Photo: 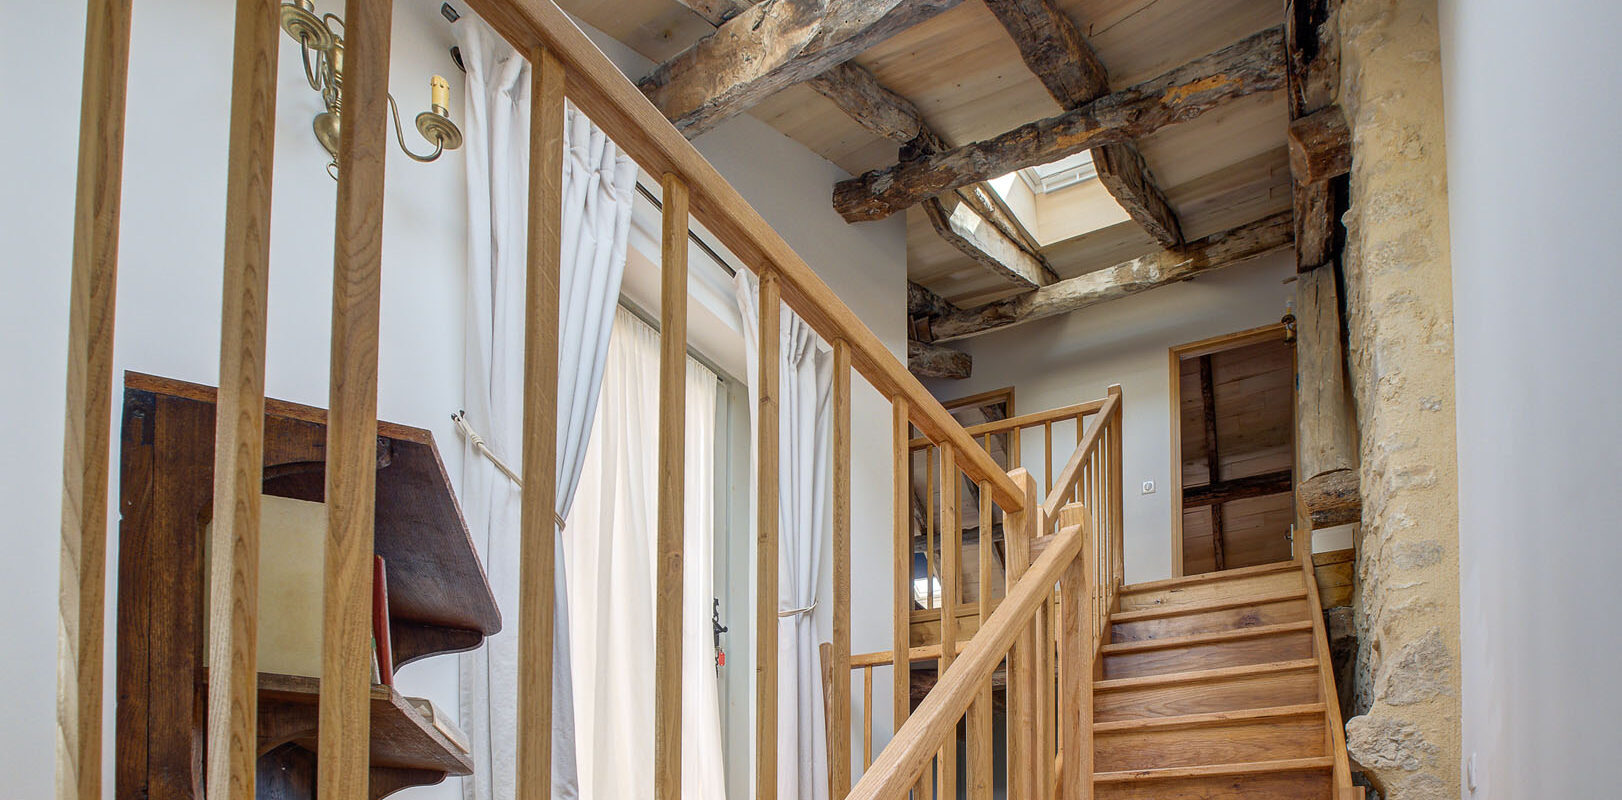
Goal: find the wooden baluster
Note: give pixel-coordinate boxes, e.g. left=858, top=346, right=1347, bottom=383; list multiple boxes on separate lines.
left=831, top=340, right=853, bottom=799
left=58, top=0, right=132, bottom=796
left=205, top=1, right=280, bottom=797
left=1057, top=504, right=1094, bottom=800
left=925, top=446, right=936, bottom=610
left=513, top=44, right=564, bottom=800
left=1109, top=389, right=1124, bottom=592
left=1003, top=469, right=1039, bottom=800
left=1043, top=422, right=1054, bottom=495
left=863, top=665, right=874, bottom=769
left=654, top=172, right=689, bottom=800
left=937, top=446, right=959, bottom=800
left=757, top=271, right=781, bottom=800
left=891, top=399, right=911, bottom=798
left=1036, top=597, right=1054, bottom=800
left=318, top=0, right=392, bottom=795
left=967, top=479, right=994, bottom=800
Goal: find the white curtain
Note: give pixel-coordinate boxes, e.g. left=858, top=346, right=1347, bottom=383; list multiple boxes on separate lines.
left=456, top=19, right=637, bottom=800
left=563, top=308, right=729, bottom=800
left=733, top=272, right=833, bottom=800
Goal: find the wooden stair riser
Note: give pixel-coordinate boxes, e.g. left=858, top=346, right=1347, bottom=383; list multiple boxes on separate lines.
left=1118, top=569, right=1305, bottom=613
left=1094, top=665, right=1322, bottom=722
left=1094, top=713, right=1328, bottom=772
left=1102, top=628, right=1315, bottom=679
left=1111, top=596, right=1311, bottom=642
left=1094, top=768, right=1333, bottom=800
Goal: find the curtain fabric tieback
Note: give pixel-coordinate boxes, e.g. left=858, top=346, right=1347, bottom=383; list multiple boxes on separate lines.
left=777, top=601, right=817, bottom=618
left=452, top=410, right=568, bottom=530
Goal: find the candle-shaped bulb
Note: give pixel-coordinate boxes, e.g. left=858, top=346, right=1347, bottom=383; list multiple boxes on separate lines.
left=430, top=74, right=450, bottom=114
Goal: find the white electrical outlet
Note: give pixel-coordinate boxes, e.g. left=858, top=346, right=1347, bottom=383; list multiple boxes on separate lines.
left=1141, top=480, right=1156, bottom=495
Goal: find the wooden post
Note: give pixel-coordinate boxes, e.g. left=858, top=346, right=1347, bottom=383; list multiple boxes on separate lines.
left=1003, top=469, right=1039, bottom=800
left=831, top=340, right=853, bottom=798
left=317, top=0, right=392, bottom=796
left=205, top=1, right=279, bottom=798
left=1296, top=266, right=1360, bottom=530
left=1057, top=503, right=1094, bottom=800
left=654, top=172, right=689, bottom=800
left=890, top=398, right=913, bottom=798
left=756, top=271, right=781, bottom=800
left=58, top=0, right=132, bottom=797
left=863, top=666, right=874, bottom=768
left=513, top=45, right=564, bottom=800
left=937, top=446, right=959, bottom=800
left=1107, top=386, right=1124, bottom=590
left=967, top=477, right=993, bottom=800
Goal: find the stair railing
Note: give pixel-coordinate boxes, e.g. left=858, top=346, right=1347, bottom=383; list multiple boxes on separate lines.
left=840, top=387, right=1122, bottom=800
left=54, top=1, right=1029, bottom=799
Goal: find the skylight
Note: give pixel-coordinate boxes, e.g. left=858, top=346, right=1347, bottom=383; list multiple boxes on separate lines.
left=1017, top=150, right=1098, bottom=194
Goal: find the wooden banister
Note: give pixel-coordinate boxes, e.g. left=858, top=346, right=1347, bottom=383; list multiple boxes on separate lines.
left=847, top=514, right=1088, bottom=800
left=1041, top=388, right=1121, bottom=522
left=462, top=0, right=1023, bottom=512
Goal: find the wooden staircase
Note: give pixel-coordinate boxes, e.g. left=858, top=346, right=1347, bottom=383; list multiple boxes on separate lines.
left=1087, top=560, right=1358, bottom=799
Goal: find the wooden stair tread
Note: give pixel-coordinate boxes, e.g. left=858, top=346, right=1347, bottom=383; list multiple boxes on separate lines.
left=1094, top=703, right=1326, bottom=734
left=1109, top=588, right=1309, bottom=623
left=1119, top=561, right=1299, bottom=595
left=1095, top=658, right=1320, bottom=692
left=1101, top=621, right=1313, bottom=654
left=1093, top=756, right=1335, bottom=783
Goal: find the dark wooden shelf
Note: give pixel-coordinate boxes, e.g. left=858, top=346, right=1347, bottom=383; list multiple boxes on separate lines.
left=116, top=373, right=500, bottom=799
left=255, top=673, right=471, bottom=775
left=124, top=371, right=501, bottom=668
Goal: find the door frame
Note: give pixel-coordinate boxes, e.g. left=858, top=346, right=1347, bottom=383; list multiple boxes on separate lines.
left=1167, top=323, right=1293, bottom=577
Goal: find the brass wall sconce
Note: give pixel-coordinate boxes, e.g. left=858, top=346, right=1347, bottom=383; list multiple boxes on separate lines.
left=280, top=0, right=463, bottom=178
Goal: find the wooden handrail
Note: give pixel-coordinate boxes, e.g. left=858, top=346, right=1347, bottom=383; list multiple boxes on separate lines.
left=847, top=518, right=1088, bottom=800
left=906, top=399, right=1106, bottom=450
left=1041, top=389, right=1121, bottom=522
left=462, top=0, right=1023, bottom=513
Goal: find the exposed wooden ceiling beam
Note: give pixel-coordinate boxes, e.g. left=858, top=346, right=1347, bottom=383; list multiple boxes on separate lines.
left=908, top=280, right=960, bottom=321
left=909, top=339, right=973, bottom=380
left=1182, top=469, right=1293, bottom=508
left=832, top=26, right=1285, bottom=223
left=804, top=58, right=1053, bottom=288
left=983, top=0, right=1183, bottom=247
left=638, top=0, right=962, bottom=137
left=929, top=211, right=1293, bottom=341
left=671, top=0, right=755, bottom=26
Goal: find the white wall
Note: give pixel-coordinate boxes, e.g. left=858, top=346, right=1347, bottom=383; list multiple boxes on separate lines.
left=923, top=252, right=1297, bottom=585
left=1439, top=2, right=1622, bottom=796
left=1, top=1, right=472, bottom=796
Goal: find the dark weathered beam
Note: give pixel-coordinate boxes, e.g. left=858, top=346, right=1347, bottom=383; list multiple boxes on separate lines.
left=930, top=211, right=1293, bottom=341
left=1182, top=470, right=1293, bottom=508
left=908, top=339, right=973, bottom=380
left=833, top=26, right=1285, bottom=222
left=1298, top=468, right=1359, bottom=529
left=924, top=194, right=1049, bottom=289
left=1288, top=106, right=1351, bottom=184
left=1286, top=0, right=1345, bottom=272
left=638, top=0, right=961, bottom=137
left=982, top=0, right=1108, bottom=104
left=807, top=61, right=927, bottom=143
left=983, top=0, right=1182, bottom=246
left=673, top=0, right=755, bottom=26
left=1093, top=142, right=1183, bottom=247
left=1197, top=354, right=1225, bottom=571
left=908, top=281, right=959, bottom=322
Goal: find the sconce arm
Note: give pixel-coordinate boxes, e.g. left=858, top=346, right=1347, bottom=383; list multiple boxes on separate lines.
left=387, top=94, right=447, bottom=163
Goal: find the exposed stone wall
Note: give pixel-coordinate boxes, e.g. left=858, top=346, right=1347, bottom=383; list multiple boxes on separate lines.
left=1335, top=0, right=1461, bottom=796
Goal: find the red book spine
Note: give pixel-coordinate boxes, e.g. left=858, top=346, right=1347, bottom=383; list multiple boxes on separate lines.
left=373, top=554, right=395, bottom=686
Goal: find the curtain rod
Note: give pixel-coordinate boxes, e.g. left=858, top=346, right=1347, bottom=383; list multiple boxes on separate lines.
left=634, top=182, right=739, bottom=278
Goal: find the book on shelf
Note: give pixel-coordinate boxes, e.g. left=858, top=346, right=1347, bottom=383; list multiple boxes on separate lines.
left=373, top=554, right=395, bottom=687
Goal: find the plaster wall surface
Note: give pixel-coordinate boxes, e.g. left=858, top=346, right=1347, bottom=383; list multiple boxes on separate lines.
left=1440, top=0, right=1622, bottom=796
left=1335, top=0, right=1462, bottom=796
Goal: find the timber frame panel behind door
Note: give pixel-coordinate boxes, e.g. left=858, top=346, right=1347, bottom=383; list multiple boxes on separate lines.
left=1166, top=323, right=1293, bottom=578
